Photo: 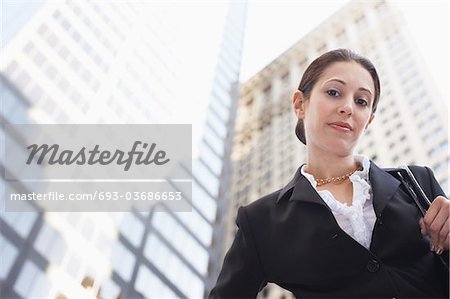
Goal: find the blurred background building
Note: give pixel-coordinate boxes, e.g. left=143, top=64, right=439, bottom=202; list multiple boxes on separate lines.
left=227, top=0, right=449, bottom=297
left=1, top=1, right=246, bottom=298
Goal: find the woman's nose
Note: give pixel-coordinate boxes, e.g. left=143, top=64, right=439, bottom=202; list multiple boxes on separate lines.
left=339, top=99, right=353, bottom=115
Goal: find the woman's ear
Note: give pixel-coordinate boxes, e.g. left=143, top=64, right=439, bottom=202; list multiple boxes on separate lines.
left=365, top=114, right=375, bottom=130
left=293, top=90, right=306, bottom=119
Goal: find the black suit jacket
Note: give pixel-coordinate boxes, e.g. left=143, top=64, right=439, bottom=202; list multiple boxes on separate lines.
left=210, top=162, right=449, bottom=298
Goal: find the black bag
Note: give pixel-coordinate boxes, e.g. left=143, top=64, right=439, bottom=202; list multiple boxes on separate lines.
left=385, top=165, right=449, bottom=271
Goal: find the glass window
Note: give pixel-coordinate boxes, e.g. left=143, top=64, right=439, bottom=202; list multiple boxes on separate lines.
left=65, top=252, right=82, bottom=279
left=94, top=231, right=112, bottom=255
left=151, top=213, right=209, bottom=275
left=70, top=58, right=81, bottom=72
left=38, top=24, right=48, bottom=35
left=218, top=58, right=238, bottom=85
left=193, top=159, right=219, bottom=197
left=34, top=223, right=66, bottom=265
left=27, top=267, right=51, bottom=298
left=14, top=260, right=50, bottom=298
left=15, top=70, right=31, bottom=90
left=0, top=235, right=18, bottom=279
left=58, top=78, right=69, bottom=93
left=215, top=66, right=232, bottom=92
left=79, top=216, right=96, bottom=241
left=222, top=40, right=241, bottom=69
left=99, top=278, right=121, bottom=299
left=192, top=181, right=217, bottom=223
left=144, top=234, right=204, bottom=298
left=199, top=142, right=222, bottom=176
left=62, top=19, right=71, bottom=31
left=32, top=49, right=46, bottom=66
left=58, top=46, right=69, bottom=60
left=206, top=112, right=227, bottom=140
left=23, top=42, right=34, bottom=54
left=5, top=61, right=18, bottom=77
left=135, top=265, right=177, bottom=298
left=46, top=32, right=58, bottom=47
left=175, top=208, right=213, bottom=246
left=203, top=125, right=224, bottom=157
left=111, top=241, right=135, bottom=282
left=45, top=65, right=57, bottom=80
left=118, top=213, right=144, bottom=248
left=210, top=98, right=229, bottom=123
left=82, top=69, right=92, bottom=83
left=1, top=212, right=37, bottom=238
left=29, top=84, right=44, bottom=102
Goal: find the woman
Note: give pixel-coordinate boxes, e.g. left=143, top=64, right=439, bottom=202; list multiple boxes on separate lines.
left=210, top=49, right=449, bottom=298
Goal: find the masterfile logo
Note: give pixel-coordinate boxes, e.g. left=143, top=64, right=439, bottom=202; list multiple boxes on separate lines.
left=4, top=124, right=192, bottom=212
left=26, top=141, right=170, bottom=171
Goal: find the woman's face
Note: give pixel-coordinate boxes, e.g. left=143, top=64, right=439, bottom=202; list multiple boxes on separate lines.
left=293, top=61, right=375, bottom=157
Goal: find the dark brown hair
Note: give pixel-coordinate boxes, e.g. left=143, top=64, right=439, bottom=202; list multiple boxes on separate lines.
left=295, top=48, right=381, bottom=144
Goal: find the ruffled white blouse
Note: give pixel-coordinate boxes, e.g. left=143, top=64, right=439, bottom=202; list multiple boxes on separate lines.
left=301, top=155, right=376, bottom=249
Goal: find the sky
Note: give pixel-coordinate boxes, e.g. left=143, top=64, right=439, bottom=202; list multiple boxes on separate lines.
left=240, top=0, right=449, bottom=103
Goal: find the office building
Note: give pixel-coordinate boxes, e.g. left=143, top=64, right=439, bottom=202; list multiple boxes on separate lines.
left=1, top=1, right=246, bottom=298
left=227, top=0, right=448, bottom=297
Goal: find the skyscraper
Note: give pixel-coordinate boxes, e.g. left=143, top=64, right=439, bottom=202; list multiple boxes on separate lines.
left=226, top=0, right=448, bottom=297
left=1, top=1, right=247, bottom=298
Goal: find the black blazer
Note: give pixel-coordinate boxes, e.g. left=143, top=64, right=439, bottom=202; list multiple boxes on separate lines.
left=210, top=162, right=449, bottom=298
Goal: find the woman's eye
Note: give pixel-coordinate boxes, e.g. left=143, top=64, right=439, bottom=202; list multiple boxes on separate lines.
left=355, top=98, right=368, bottom=106
left=326, top=89, right=340, bottom=97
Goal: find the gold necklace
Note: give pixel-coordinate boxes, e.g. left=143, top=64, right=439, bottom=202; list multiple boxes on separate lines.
left=315, top=167, right=362, bottom=187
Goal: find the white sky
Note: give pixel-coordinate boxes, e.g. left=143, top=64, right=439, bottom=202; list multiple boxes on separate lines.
left=240, top=0, right=450, bottom=103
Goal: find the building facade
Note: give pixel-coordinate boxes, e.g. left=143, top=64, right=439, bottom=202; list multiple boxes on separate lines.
left=226, top=0, right=448, bottom=297
left=1, top=1, right=246, bottom=298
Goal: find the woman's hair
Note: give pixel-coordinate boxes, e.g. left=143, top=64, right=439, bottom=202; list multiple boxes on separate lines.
left=295, top=48, right=381, bottom=145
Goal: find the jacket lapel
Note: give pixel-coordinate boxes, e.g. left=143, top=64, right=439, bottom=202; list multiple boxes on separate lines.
left=369, top=161, right=401, bottom=217
left=277, top=164, right=330, bottom=209
left=277, top=161, right=401, bottom=216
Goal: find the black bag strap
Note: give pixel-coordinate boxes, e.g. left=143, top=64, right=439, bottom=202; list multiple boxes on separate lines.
left=385, top=165, right=431, bottom=216
left=385, top=165, right=449, bottom=270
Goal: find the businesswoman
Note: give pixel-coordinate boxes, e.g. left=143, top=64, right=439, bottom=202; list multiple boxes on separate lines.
left=210, top=49, right=449, bottom=298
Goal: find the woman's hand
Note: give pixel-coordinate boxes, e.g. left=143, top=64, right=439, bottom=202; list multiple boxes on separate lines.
left=419, top=196, right=450, bottom=255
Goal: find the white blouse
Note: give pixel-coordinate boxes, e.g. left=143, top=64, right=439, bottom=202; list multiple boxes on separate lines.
left=301, top=155, right=376, bottom=249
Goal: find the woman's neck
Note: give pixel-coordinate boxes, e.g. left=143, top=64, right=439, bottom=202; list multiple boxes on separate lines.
left=305, top=150, right=358, bottom=179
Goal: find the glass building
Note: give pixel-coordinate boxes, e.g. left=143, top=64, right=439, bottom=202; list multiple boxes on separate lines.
left=1, top=1, right=247, bottom=298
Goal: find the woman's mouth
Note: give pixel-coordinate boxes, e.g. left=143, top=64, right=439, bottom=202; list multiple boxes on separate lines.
left=329, top=122, right=352, bottom=132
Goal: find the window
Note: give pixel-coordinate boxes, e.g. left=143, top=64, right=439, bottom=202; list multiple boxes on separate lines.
left=199, top=142, right=222, bottom=176
left=193, top=159, right=219, bottom=197
left=135, top=265, right=177, bottom=298
left=14, top=261, right=50, bottom=298
left=263, top=85, right=272, bottom=100
left=144, top=234, right=204, bottom=297
left=281, top=71, right=289, bottom=84
left=118, top=213, right=144, bottom=248
left=45, top=65, right=57, bottom=80
left=317, top=43, right=326, bottom=53
left=336, top=29, right=346, bottom=43
left=299, top=56, right=307, bottom=69
left=0, top=235, right=18, bottom=279
left=151, top=213, right=209, bottom=275
left=1, top=212, right=37, bottom=238
left=34, top=224, right=66, bottom=265
left=16, top=71, right=31, bottom=90
left=99, top=278, right=121, bottom=299
left=176, top=206, right=214, bottom=246
left=111, top=242, right=135, bottom=282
